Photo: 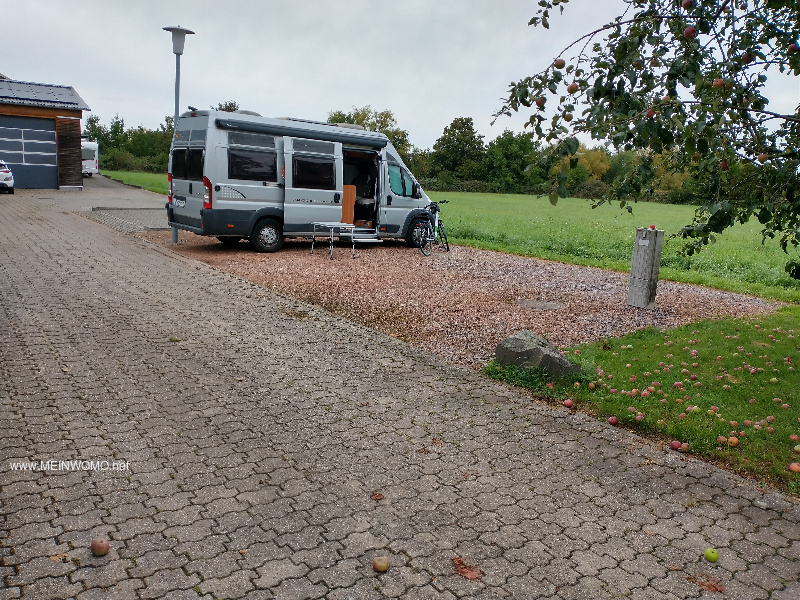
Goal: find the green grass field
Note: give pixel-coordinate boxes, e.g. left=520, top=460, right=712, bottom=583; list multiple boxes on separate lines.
left=101, top=170, right=169, bottom=196
left=428, top=191, right=800, bottom=303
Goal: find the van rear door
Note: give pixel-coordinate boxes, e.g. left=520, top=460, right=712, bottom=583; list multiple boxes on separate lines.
left=283, top=137, right=344, bottom=233
left=170, top=116, right=208, bottom=232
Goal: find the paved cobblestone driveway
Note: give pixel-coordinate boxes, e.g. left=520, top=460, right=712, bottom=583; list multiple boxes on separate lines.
left=1, top=182, right=799, bottom=599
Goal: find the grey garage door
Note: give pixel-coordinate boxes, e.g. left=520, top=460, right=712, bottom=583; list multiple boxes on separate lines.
left=0, top=115, right=58, bottom=189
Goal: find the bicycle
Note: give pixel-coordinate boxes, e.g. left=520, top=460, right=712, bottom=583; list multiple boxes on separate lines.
left=414, top=200, right=450, bottom=256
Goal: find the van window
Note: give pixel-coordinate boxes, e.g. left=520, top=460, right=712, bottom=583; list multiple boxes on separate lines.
left=229, top=148, right=277, bottom=181
left=294, top=139, right=334, bottom=155
left=81, top=148, right=96, bottom=160
left=293, top=156, right=335, bottom=190
left=228, top=131, right=275, bottom=149
left=172, top=148, right=204, bottom=181
left=388, top=164, right=415, bottom=197
left=186, top=149, right=204, bottom=181
left=172, top=149, right=186, bottom=178
left=388, top=164, right=403, bottom=196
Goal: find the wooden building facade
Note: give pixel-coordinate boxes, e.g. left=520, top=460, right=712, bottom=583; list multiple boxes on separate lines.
left=0, top=79, right=90, bottom=189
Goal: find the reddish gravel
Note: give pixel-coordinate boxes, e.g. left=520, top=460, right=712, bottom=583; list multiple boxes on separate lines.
left=139, top=232, right=781, bottom=369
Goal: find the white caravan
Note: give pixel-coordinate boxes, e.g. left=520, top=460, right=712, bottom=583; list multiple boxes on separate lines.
left=81, top=138, right=99, bottom=176
left=166, top=109, right=431, bottom=252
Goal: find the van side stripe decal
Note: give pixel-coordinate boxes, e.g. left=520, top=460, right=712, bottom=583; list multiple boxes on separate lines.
left=215, top=119, right=388, bottom=150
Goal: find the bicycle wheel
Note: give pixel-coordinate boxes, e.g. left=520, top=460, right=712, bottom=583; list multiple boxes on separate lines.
left=419, top=223, right=433, bottom=256
left=437, top=221, right=450, bottom=252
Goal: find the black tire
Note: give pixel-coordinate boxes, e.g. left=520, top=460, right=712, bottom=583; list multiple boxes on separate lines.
left=438, top=221, right=450, bottom=252
left=406, top=218, right=428, bottom=247
left=9, top=188, right=13, bottom=194
left=217, top=236, right=241, bottom=247
left=250, top=218, right=284, bottom=253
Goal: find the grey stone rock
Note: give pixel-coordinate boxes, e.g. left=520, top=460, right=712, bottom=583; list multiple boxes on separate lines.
left=495, top=330, right=581, bottom=377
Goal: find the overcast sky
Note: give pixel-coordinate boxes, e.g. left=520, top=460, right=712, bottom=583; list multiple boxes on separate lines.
left=4, top=1, right=798, bottom=151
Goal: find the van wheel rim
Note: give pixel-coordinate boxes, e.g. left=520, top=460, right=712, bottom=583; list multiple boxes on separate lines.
left=260, top=228, right=277, bottom=245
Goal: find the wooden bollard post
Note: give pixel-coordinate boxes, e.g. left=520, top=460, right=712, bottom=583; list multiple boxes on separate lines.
left=628, top=227, right=664, bottom=309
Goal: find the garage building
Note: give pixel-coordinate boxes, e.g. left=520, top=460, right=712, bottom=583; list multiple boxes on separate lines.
left=0, top=78, right=91, bottom=189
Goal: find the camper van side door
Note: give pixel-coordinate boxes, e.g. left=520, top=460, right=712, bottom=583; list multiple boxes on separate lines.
left=283, top=137, right=344, bottom=234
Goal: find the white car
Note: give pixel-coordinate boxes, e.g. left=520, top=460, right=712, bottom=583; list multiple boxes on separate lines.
left=0, top=161, right=14, bottom=193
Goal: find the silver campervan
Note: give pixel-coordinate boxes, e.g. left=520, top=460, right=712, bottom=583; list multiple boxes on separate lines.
left=166, top=109, right=431, bottom=252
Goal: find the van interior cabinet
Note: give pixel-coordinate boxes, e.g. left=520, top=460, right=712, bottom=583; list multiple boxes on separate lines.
left=342, top=185, right=356, bottom=224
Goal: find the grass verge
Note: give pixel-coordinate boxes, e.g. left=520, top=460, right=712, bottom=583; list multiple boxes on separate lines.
left=101, top=171, right=168, bottom=196
left=485, top=305, right=800, bottom=496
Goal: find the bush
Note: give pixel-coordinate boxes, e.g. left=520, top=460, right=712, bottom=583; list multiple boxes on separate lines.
left=572, top=179, right=610, bottom=199
left=667, top=188, right=697, bottom=205
left=100, top=150, right=168, bottom=173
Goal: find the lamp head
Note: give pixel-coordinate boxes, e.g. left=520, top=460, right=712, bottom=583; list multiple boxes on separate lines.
left=163, top=25, right=195, bottom=55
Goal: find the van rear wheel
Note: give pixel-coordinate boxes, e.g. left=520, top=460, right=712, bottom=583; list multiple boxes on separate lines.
left=250, top=218, right=284, bottom=253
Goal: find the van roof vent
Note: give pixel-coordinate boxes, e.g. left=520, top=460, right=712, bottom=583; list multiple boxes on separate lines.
left=333, top=123, right=367, bottom=131
left=234, top=110, right=262, bottom=117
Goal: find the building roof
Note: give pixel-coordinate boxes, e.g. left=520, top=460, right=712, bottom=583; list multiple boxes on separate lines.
left=0, top=79, right=90, bottom=112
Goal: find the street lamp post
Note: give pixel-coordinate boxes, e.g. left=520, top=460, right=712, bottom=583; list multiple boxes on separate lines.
left=163, top=25, right=194, bottom=244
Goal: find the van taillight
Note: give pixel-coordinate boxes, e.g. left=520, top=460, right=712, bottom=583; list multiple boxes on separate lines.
left=203, top=176, right=212, bottom=209
left=168, top=173, right=173, bottom=203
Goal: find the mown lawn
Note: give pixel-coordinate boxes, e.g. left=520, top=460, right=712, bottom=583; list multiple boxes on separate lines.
left=429, top=191, right=800, bottom=303
left=101, top=170, right=168, bottom=196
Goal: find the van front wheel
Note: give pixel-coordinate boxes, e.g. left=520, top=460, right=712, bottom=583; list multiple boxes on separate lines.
left=406, top=218, right=428, bottom=247
left=250, top=218, right=284, bottom=253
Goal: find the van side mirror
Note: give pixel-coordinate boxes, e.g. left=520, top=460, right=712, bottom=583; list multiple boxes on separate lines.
left=412, top=183, right=422, bottom=199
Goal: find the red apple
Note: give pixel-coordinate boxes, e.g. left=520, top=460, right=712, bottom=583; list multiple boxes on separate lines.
left=567, top=82, right=579, bottom=94
left=682, top=0, right=694, bottom=8
left=728, top=436, right=739, bottom=447
left=789, top=43, right=799, bottom=54
left=608, top=416, right=619, bottom=426
left=553, top=58, right=566, bottom=69
left=720, top=160, right=729, bottom=171
left=649, top=224, right=656, bottom=230
left=670, top=440, right=682, bottom=450
left=758, top=153, right=769, bottom=163
left=713, top=78, right=725, bottom=88
left=90, top=538, right=110, bottom=557
left=563, top=399, right=574, bottom=408
left=646, top=109, right=657, bottom=118
left=535, top=97, right=546, bottom=108
left=742, top=51, right=753, bottom=63
left=684, top=26, right=698, bottom=39
left=789, top=463, right=800, bottom=473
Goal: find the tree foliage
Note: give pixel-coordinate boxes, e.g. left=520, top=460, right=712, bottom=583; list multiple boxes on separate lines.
left=497, top=0, right=800, bottom=277
left=327, top=105, right=411, bottom=159
left=431, top=117, right=487, bottom=181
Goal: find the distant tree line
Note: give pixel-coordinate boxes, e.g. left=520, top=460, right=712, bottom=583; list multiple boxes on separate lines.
left=85, top=101, right=703, bottom=205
